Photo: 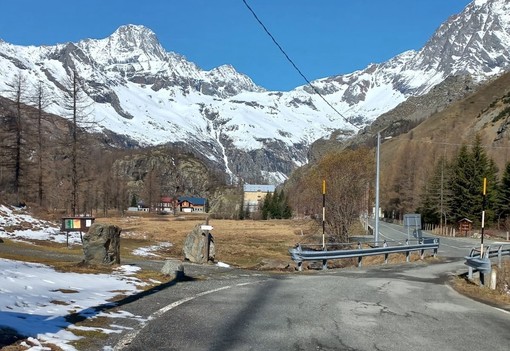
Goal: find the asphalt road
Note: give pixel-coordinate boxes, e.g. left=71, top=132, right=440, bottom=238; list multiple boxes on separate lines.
left=82, top=223, right=510, bottom=351
left=376, top=220, right=501, bottom=258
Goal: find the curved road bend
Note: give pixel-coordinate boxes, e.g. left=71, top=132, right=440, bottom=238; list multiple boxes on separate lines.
left=87, top=224, right=510, bottom=351
left=376, top=220, right=503, bottom=259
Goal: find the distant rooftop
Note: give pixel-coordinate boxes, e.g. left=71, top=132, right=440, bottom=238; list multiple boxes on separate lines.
left=243, top=184, right=276, bottom=193
left=178, top=196, right=206, bottom=205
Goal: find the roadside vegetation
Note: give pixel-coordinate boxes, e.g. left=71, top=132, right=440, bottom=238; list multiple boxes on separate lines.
left=453, top=260, right=510, bottom=306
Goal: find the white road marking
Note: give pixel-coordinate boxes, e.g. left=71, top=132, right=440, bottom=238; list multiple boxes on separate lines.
left=114, top=280, right=265, bottom=350
left=494, top=307, right=510, bottom=315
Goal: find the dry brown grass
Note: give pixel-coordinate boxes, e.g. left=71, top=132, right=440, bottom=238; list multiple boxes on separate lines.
left=93, top=214, right=444, bottom=270
left=452, top=260, right=510, bottom=308
left=95, top=214, right=310, bottom=268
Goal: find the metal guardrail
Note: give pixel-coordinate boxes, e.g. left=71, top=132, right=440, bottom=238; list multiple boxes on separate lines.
left=464, top=243, right=510, bottom=285
left=483, top=243, right=510, bottom=267
left=289, top=238, right=440, bottom=271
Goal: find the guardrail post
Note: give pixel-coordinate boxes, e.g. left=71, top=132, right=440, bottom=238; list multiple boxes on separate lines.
left=322, top=259, right=328, bottom=270
left=298, top=261, right=303, bottom=272
left=490, top=270, right=497, bottom=290
left=420, top=249, right=425, bottom=260
left=480, top=273, right=486, bottom=287
left=498, top=246, right=502, bottom=268
left=383, top=240, right=389, bottom=263
left=468, top=266, right=473, bottom=280
left=405, top=239, right=410, bottom=262
left=357, top=242, right=363, bottom=267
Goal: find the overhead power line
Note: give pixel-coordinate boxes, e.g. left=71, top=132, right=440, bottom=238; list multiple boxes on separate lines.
left=241, top=0, right=359, bottom=131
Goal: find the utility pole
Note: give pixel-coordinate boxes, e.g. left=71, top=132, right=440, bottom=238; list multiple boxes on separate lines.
left=374, top=132, right=381, bottom=246
left=374, top=131, right=392, bottom=246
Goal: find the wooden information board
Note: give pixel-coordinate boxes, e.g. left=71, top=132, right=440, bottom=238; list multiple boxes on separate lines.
left=61, top=217, right=95, bottom=233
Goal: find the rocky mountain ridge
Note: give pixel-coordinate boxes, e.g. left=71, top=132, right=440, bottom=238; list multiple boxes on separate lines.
left=0, top=0, right=509, bottom=184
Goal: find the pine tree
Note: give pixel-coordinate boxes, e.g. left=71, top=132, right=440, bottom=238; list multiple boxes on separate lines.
left=419, top=155, right=451, bottom=225
left=238, top=196, right=245, bottom=220
left=271, top=189, right=282, bottom=219
left=495, top=162, right=510, bottom=226
left=279, top=190, right=292, bottom=219
left=261, top=192, right=272, bottom=220
left=448, top=136, right=498, bottom=225
left=130, top=194, right=138, bottom=207
left=449, top=144, right=474, bottom=222
left=204, top=198, right=210, bottom=213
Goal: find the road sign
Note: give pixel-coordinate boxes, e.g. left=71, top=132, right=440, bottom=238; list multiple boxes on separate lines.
left=201, top=225, right=213, bottom=231
left=403, top=213, right=421, bottom=228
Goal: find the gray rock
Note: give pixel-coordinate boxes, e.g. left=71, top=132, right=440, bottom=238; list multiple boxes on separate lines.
left=161, top=260, right=184, bottom=279
left=183, top=224, right=215, bottom=263
left=82, top=223, right=121, bottom=265
left=256, top=258, right=291, bottom=271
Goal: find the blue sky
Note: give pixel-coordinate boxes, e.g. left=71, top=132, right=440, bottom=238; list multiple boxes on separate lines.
left=0, top=0, right=472, bottom=91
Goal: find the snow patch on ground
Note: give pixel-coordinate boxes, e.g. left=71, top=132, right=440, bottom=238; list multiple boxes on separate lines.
left=0, top=205, right=173, bottom=350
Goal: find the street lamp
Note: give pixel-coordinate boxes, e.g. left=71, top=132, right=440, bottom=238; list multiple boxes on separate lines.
left=374, top=132, right=391, bottom=246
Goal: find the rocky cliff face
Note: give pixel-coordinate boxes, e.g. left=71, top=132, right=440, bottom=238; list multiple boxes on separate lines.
left=0, top=0, right=509, bottom=184
left=113, top=148, right=223, bottom=199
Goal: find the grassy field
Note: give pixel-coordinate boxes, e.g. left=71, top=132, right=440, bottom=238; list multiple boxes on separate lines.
left=94, top=213, right=313, bottom=269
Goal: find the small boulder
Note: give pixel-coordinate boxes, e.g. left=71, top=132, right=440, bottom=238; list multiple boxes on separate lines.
left=161, top=260, right=185, bottom=280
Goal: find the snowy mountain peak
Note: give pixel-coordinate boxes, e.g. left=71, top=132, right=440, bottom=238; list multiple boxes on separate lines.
left=1, top=0, right=510, bottom=184
left=210, top=64, right=239, bottom=77
left=79, top=24, right=167, bottom=64
left=474, top=0, right=491, bottom=6
left=109, top=24, right=162, bottom=53
left=411, top=0, right=510, bottom=80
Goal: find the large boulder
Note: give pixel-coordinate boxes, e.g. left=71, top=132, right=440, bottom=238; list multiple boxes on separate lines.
left=82, top=223, right=121, bottom=265
left=183, top=224, right=215, bottom=263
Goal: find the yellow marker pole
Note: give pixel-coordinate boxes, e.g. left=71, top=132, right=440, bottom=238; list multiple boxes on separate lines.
left=322, top=180, right=326, bottom=250
left=480, top=177, right=487, bottom=257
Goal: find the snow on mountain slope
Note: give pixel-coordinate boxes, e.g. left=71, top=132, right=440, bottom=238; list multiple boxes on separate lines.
left=0, top=0, right=509, bottom=184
